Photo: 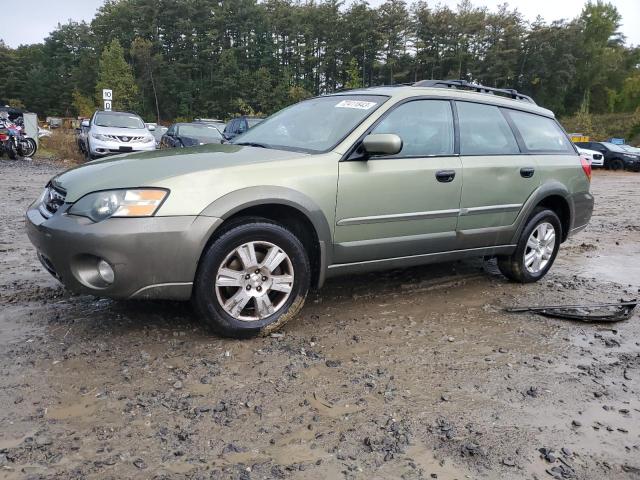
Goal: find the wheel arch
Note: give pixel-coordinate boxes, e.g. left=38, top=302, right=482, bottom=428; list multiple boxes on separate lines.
left=536, top=194, right=571, bottom=241
left=199, top=187, right=332, bottom=288
left=513, top=183, right=573, bottom=243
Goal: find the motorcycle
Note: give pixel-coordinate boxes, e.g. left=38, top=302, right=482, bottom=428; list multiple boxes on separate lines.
left=0, top=115, right=37, bottom=159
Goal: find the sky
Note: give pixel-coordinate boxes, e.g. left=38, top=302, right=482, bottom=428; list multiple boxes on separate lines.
left=2, top=0, right=639, bottom=48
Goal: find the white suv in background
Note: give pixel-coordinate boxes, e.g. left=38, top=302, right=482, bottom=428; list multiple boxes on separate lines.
left=576, top=146, right=604, bottom=167
left=83, top=111, right=156, bottom=161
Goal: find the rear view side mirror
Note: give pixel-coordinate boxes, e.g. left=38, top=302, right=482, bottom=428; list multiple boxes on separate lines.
left=81, top=120, right=90, bottom=128
left=361, top=133, right=402, bottom=156
left=148, top=124, right=156, bottom=131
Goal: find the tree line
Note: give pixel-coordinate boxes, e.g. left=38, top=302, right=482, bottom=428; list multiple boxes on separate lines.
left=0, top=0, right=638, bottom=123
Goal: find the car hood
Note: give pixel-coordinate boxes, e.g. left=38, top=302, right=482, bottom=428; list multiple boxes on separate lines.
left=577, top=148, right=601, bottom=156
left=92, top=125, right=151, bottom=137
left=52, top=143, right=308, bottom=202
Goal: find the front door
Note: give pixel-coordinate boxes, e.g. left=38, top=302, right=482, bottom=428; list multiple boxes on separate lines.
left=334, top=99, right=463, bottom=264
left=455, top=101, right=540, bottom=247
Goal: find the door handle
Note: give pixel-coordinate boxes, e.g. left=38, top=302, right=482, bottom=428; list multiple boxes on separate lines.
left=435, top=170, right=456, bottom=183
left=520, top=167, right=535, bottom=178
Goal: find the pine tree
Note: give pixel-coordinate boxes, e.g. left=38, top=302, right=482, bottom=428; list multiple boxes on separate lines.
left=345, top=59, right=362, bottom=90
left=95, top=39, right=139, bottom=112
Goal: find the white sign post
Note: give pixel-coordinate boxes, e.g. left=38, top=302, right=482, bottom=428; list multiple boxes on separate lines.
left=102, top=89, right=113, bottom=111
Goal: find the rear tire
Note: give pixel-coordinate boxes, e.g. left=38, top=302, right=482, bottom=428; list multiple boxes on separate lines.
left=497, top=208, right=562, bottom=283
left=84, top=143, right=93, bottom=162
left=20, top=138, right=37, bottom=158
left=193, top=219, right=310, bottom=338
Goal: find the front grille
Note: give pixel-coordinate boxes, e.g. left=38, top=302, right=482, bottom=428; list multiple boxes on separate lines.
left=593, top=153, right=603, bottom=160
left=39, top=184, right=66, bottom=218
left=102, top=134, right=143, bottom=143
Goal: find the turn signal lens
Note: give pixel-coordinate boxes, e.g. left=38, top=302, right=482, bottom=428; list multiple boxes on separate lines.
left=580, top=156, right=592, bottom=181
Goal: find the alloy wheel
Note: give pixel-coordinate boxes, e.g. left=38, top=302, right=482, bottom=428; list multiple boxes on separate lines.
left=523, top=222, right=556, bottom=274
left=214, top=241, right=294, bottom=321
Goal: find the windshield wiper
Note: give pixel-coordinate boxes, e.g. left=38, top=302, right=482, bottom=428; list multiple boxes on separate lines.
left=234, top=141, right=270, bottom=149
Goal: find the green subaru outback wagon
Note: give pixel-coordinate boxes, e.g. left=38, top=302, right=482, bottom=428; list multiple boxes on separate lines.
left=26, top=80, right=594, bottom=337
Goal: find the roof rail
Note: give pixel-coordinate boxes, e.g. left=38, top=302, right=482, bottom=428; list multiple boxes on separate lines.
left=413, top=79, right=536, bottom=104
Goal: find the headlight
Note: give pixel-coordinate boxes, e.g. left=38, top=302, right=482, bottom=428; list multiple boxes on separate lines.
left=91, top=133, right=110, bottom=141
left=68, top=189, right=168, bottom=222
left=143, top=135, right=155, bottom=143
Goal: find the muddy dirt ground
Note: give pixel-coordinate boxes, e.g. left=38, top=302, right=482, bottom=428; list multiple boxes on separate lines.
left=1, top=159, right=639, bottom=480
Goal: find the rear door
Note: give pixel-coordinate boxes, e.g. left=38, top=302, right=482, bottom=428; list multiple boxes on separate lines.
left=334, top=99, right=463, bottom=263
left=456, top=101, right=539, bottom=248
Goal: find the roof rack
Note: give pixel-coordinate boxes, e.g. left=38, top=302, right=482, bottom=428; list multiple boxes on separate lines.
left=413, top=79, right=536, bottom=104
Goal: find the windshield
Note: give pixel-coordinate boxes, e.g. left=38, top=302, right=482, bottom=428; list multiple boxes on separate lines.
left=178, top=124, right=223, bottom=140
left=601, top=142, right=627, bottom=153
left=95, top=112, right=145, bottom=129
left=232, top=95, right=387, bottom=153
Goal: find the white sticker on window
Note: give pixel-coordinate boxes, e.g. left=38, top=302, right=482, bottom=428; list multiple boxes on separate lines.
left=335, top=100, right=377, bottom=110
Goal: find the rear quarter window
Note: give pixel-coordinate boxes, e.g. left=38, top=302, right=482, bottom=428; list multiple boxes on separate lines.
left=507, top=110, right=575, bottom=153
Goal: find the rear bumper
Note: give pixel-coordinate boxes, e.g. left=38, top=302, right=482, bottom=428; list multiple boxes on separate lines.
left=568, top=191, right=594, bottom=238
left=25, top=204, right=221, bottom=300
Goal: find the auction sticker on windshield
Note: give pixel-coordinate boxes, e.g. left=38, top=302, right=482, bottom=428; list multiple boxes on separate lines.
left=335, top=100, right=377, bottom=110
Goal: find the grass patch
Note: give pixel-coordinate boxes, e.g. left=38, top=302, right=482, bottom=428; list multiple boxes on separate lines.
left=38, top=130, right=84, bottom=164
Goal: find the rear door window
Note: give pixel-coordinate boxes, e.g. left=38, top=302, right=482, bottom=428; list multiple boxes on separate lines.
left=506, top=110, right=574, bottom=153
left=457, top=102, right=520, bottom=155
left=371, top=99, right=454, bottom=157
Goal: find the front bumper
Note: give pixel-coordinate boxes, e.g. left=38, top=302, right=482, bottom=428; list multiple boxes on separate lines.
left=89, top=138, right=156, bottom=156
left=624, top=159, right=640, bottom=171
left=25, top=204, right=221, bottom=300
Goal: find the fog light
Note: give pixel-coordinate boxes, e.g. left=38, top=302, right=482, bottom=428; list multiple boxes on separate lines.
left=97, top=259, right=115, bottom=284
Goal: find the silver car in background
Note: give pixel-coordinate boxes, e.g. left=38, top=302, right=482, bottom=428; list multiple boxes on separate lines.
left=84, top=111, right=156, bottom=160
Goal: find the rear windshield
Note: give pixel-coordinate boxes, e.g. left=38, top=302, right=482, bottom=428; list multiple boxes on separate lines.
left=94, top=112, right=145, bottom=129
left=178, top=124, right=223, bottom=140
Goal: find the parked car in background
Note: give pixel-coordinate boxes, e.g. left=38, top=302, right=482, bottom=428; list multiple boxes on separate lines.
left=621, top=144, right=640, bottom=155
left=146, top=123, right=168, bottom=148
left=75, top=119, right=91, bottom=154
left=576, top=146, right=604, bottom=167
left=161, top=122, right=224, bottom=148
left=84, top=111, right=156, bottom=161
left=223, top=116, right=263, bottom=140
left=26, top=80, right=593, bottom=338
left=575, top=141, right=640, bottom=171
left=194, top=119, right=226, bottom=135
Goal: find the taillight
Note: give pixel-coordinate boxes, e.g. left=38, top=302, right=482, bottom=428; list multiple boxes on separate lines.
left=580, top=156, right=592, bottom=181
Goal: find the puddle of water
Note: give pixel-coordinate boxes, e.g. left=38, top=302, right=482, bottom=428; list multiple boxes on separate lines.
left=46, top=398, right=99, bottom=420
left=560, top=252, right=640, bottom=287
left=370, top=444, right=472, bottom=479
left=307, top=393, right=366, bottom=418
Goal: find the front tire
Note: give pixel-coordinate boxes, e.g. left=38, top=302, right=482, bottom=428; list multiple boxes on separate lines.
left=610, top=158, right=624, bottom=171
left=193, top=219, right=310, bottom=338
left=497, top=208, right=562, bottom=283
